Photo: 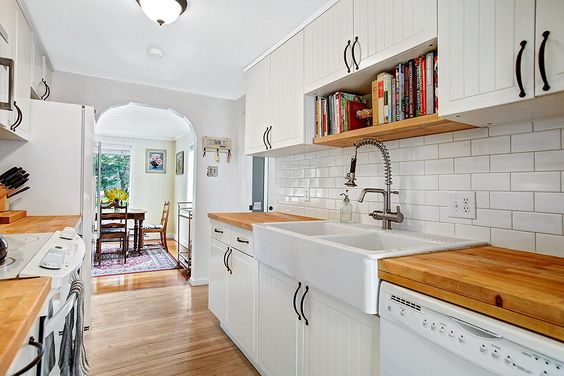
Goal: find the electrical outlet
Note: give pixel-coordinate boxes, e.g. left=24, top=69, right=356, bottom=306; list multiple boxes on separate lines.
left=448, top=192, right=476, bottom=219
left=207, top=165, right=218, bottom=177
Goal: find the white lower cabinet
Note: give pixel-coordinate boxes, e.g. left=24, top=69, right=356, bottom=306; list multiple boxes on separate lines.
left=258, top=264, right=377, bottom=376
left=209, top=239, right=228, bottom=323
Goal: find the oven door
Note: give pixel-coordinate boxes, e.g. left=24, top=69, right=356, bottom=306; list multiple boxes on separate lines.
left=381, top=317, right=496, bottom=376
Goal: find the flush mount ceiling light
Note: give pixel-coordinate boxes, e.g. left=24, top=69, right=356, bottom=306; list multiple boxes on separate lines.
left=136, top=0, right=188, bottom=26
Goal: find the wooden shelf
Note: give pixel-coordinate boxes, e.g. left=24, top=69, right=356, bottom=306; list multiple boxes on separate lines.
left=313, top=114, right=477, bottom=147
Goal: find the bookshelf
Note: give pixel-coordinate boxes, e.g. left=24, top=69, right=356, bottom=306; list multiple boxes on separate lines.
left=313, top=114, right=476, bottom=147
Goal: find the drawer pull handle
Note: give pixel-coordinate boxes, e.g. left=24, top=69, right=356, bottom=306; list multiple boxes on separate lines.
left=11, top=337, right=44, bottom=376
left=236, top=237, right=249, bottom=244
left=538, top=30, right=550, bottom=91
left=300, top=285, right=310, bottom=326
left=214, top=229, right=224, bottom=234
left=223, top=247, right=230, bottom=272
left=226, top=248, right=233, bottom=275
left=293, top=282, right=302, bottom=320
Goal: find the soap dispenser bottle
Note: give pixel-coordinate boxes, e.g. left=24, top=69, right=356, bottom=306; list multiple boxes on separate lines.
left=340, top=190, right=353, bottom=223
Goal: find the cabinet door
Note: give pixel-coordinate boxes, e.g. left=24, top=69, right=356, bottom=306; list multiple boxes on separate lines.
left=209, top=240, right=228, bottom=323
left=353, top=0, right=436, bottom=71
left=304, top=0, right=354, bottom=93
left=31, top=35, right=43, bottom=98
left=535, top=0, right=564, bottom=96
left=438, top=0, right=535, bottom=117
left=269, top=31, right=305, bottom=150
left=302, top=288, right=374, bottom=376
left=0, top=0, right=16, bottom=128
left=258, top=265, right=302, bottom=376
left=245, top=56, right=270, bottom=155
left=226, top=249, right=258, bottom=359
left=12, top=7, right=32, bottom=138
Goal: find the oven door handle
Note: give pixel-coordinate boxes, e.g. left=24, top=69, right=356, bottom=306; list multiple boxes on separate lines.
left=43, top=294, right=77, bottom=338
left=10, top=337, right=44, bottom=376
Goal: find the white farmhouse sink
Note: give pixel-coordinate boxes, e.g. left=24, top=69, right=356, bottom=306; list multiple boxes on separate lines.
left=253, top=221, right=485, bottom=314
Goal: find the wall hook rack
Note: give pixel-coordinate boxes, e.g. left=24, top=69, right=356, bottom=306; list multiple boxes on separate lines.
left=202, top=136, right=232, bottom=163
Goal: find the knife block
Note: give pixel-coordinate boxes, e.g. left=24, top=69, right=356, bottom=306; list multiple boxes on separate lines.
left=0, top=186, right=8, bottom=212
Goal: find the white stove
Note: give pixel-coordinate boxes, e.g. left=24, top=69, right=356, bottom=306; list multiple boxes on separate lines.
left=0, top=233, right=53, bottom=280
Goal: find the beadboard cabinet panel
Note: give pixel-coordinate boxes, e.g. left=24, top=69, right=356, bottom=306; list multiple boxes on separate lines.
left=535, top=0, right=564, bottom=96
left=269, top=31, right=305, bottom=150
left=353, top=0, right=437, bottom=72
left=209, top=240, right=228, bottom=323
left=438, top=0, right=535, bottom=118
left=226, top=249, right=258, bottom=359
left=13, top=7, right=32, bottom=139
left=245, top=56, right=270, bottom=154
left=304, top=0, right=354, bottom=93
left=258, top=265, right=302, bottom=376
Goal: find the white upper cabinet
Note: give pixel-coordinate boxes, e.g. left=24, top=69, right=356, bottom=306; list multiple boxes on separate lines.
left=353, top=0, right=437, bottom=72
left=12, top=7, right=32, bottom=138
left=535, top=0, right=564, bottom=96
left=438, top=0, right=536, bottom=118
left=304, top=0, right=354, bottom=93
left=245, top=56, right=271, bottom=155
left=269, top=31, right=305, bottom=150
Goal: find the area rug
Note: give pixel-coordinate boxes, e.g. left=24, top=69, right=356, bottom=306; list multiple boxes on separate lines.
left=92, top=243, right=178, bottom=277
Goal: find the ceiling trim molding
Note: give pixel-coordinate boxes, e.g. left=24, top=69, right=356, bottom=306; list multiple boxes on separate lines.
left=242, top=0, right=339, bottom=72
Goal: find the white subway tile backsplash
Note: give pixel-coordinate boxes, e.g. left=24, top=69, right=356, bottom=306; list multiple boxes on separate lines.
left=511, top=130, right=561, bottom=152
left=399, top=137, right=425, bottom=147
left=439, top=141, right=471, bottom=158
left=513, top=212, right=563, bottom=235
left=399, top=161, right=425, bottom=176
left=472, top=173, right=510, bottom=191
left=489, top=121, right=532, bottom=136
left=424, top=132, right=453, bottom=144
left=473, top=209, right=512, bottom=229
left=455, top=224, right=491, bottom=242
left=454, top=156, right=490, bottom=173
left=439, top=174, right=471, bottom=190
left=490, top=192, right=534, bottom=211
left=533, top=117, right=564, bottom=131
left=411, top=144, right=439, bottom=160
left=472, top=136, right=510, bottom=156
left=511, top=172, right=561, bottom=192
left=476, top=191, right=490, bottom=208
left=453, top=127, right=489, bottom=141
left=425, top=222, right=455, bottom=237
left=411, top=175, right=439, bottom=190
left=490, top=153, right=534, bottom=172
left=535, top=234, right=564, bottom=257
left=389, top=147, right=412, bottom=162
left=535, top=150, right=564, bottom=171
left=425, top=159, right=454, bottom=174
left=491, top=228, right=535, bottom=252
left=412, top=205, right=440, bottom=221
left=426, top=191, right=450, bottom=206
left=535, top=193, right=564, bottom=214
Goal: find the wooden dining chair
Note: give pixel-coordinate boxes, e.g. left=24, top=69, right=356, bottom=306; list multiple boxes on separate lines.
left=143, top=201, right=171, bottom=251
left=96, top=201, right=129, bottom=265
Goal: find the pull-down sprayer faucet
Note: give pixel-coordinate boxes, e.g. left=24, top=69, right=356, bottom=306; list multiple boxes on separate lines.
left=345, top=137, right=404, bottom=230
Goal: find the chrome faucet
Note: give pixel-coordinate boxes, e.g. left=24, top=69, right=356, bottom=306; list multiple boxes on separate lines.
left=345, top=137, right=404, bottom=230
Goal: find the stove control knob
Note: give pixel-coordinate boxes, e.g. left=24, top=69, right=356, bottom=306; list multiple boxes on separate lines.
left=422, top=319, right=428, bottom=328
left=430, top=323, right=437, bottom=331
left=458, top=336, right=465, bottom=344
left=480, top=345, right=487, bottom=354
left=400, top=308, right=405, bottom=317
left=504, top=356, right=512, bottom=365
left=492, top=351, right=500, bottom=360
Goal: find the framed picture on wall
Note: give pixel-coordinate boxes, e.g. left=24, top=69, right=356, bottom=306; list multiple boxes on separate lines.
left=176, top=151, right=184, bottom=175
left=146, top=149, right=167, bottom=173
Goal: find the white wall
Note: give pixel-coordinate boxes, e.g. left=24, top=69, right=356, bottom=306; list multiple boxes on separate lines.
left=274, top=117, right=564, bottom=258
left=53, top=71, right=252, bottom=284
left=174, top=133, right=195, bottom=248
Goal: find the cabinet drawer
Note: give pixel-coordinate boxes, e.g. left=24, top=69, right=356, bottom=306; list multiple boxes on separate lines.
left=229, top=226, right=254, bottom=256
left=210, top=220, right=230, bottom=244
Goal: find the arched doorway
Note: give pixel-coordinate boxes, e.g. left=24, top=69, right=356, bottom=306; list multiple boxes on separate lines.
left=93, top=102, right=196, bottom=277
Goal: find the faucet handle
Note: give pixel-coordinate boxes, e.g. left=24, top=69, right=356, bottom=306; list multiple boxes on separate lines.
left=391, top=190, right=399, bottom=195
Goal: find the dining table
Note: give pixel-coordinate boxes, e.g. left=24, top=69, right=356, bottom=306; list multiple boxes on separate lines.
left=100, top=209, right=147, bottom=254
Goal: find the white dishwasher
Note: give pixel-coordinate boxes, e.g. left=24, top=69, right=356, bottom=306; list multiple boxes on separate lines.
left=379, top=282, right=563, bottom=376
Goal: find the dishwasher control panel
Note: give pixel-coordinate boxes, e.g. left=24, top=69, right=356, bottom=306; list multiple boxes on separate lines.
left=380, top=289, right=563, bottom=376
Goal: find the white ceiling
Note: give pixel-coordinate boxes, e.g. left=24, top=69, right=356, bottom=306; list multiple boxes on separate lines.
left=96, top=103, right=193, bottom=141
left=22, top=0, right=332, bottom=100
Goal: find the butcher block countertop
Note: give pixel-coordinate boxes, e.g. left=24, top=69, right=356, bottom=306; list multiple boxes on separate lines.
left=0, top=277, right=51, bottom=376
left=379, top=246, right=564, bottom=342
left=0, top=215, right=81, bottom=234
left=208, top=212, right=320, bottom=231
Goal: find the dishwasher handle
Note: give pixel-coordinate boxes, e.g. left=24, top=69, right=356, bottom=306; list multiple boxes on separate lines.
left=450, top=316, right=502, bottom=339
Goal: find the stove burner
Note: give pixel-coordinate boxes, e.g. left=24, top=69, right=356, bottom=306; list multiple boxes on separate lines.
left=9, top=235, right=41, bottom=244
left=0, top=257, right=15, bottom=267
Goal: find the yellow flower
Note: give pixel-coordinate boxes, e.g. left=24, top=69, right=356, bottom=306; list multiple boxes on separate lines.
left=105, top=188, right=128, bottom=202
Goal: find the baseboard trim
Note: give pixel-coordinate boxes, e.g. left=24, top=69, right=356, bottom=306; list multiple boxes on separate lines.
left=188, top=277, right=208, bottom=286
left=219, top=323, right=265, bottom=375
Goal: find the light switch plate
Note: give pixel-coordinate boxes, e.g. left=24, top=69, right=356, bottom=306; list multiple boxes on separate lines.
left=207, top=165, right=218, bottom=177
left=448, top=192, right=476, bottom=219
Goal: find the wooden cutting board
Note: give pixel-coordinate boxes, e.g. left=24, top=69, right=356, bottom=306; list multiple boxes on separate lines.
left=379, top=246, right=564, bottom=341
left=208, top=212, right=320, bottom=231
left=0, top=210, right=26, bottom=224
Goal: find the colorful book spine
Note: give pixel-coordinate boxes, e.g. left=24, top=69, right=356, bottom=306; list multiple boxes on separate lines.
left=408, top=60, right=415, bottom=118
left=395, top=63, right=405, bottom=121
left=377, top=77, right=385, bottom=124
left=434, top=54, right=439, bottom=113
left=391, top=76, right=397, bottom=123
left=425, top=52, right=434, bottom=115
left=416, top=56, right=423, bottom=117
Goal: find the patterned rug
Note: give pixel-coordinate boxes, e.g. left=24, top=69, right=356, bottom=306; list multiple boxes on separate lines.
left=92, top=243, right=178, bottom=277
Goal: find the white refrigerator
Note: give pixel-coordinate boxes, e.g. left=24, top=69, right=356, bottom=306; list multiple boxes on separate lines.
left=0, top=99, right=95, bottom=326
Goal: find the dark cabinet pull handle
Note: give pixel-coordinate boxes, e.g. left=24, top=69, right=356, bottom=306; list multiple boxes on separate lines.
left=236, top=237, right=249, bottom=244
left=263, top=127, right=268, bottom=149
left=9, top=101, right=22, bottom=132
left=214, top=228, right=224, bottom=234
left=11, top=337, right=44, bottom=376
left=300, top=285, right=310, bottom=326
left=515, top=40, right=527, bottom=98
left=226, top=248, right=233, bottom=274
left=539, top=30, right=550, bottom=91
left=266, top=126, right=272, bottom=149
left=223, top=247, right=229, bottom=271
left=293, top=282, right=302, bottom=320
left=351, top=36, right=359, bottom=70
left=41, top=79, right=51, bottom=100
left=343, top=40, right=351, bottom=73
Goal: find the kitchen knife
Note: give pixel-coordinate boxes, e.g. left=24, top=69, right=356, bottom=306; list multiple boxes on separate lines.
left=4, top=172, right=29, bottom=188
left=7, top=186, right=29, bottom=198
left=9, top=177, right=28, bottom=190
left=0, top=167, right=20, bottom=181
left=0, top=168, right=24, bottom=184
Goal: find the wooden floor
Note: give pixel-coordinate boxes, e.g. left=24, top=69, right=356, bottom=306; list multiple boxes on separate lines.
left=88, top=241, right=259, bottom=376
